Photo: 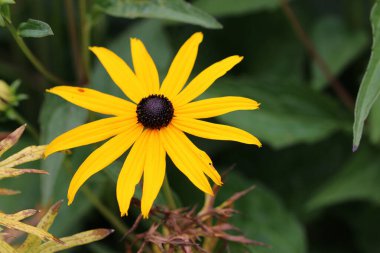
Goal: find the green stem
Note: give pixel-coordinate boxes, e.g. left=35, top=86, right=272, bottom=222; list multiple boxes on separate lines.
left=162, top=176, right=177, bottom=209
left=4, top=20, right=65, bottom=85
left=7, top=108, right=39, bottom=141
left=79, top=0, right=90, bottom=83
left=81, top=186, right=129, bottom=235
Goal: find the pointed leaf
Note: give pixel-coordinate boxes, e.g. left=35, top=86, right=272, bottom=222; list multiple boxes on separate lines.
left=0, top=168, right=47, bottom=180
left=0, top=239, right=16, bottom=253
left=3, top=209, right=38, bottom=221
left=0, top=213, right=61, bottom=243
left=18, top=201, right=63, bottom=252
left=38, top=229, right=113, bottom=253
left=0, top=125, right=25, bottom=157
left=353, top=1, right=380, bottom=150
left=0, top=145, right=46, bottom=168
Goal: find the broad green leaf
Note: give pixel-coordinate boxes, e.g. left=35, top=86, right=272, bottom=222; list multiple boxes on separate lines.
left=193, top=0, right=281, bottom=17
left=17, top=19, right=54, bottom=38
left=353, top=1, right=380, bottom=150
left=218, top=173, right=306, bottom=253
left=311, top=16, right=368, bottom=90
left=39, top=95, right=88, bottom=204
left=94, top=0, right=222, bottom=29
left=305, top=146, right=380, bottom=212
left=205, top=77, right=351, bottom=148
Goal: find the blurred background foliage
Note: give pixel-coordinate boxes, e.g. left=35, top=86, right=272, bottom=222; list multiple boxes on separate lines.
left=1, top=0, right=380, bottom=252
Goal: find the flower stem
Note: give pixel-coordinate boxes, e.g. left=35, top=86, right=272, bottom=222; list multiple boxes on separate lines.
left=7, top=108, right=39, bottom=141
left=81, top=186, right=129, bottom=235
left=162, top=176, right=177, bottom=209
left=4, top=20, right=65, bottom=85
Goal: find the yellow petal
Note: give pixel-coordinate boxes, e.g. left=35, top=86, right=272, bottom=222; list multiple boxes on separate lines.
left=67, top=124, right=143, bottom=205
left=175, top=96, right=260, bottom=119
left=44, top=116, right=137, bottom=157
left=131, top=38, right=160, bottom=95
left=172, top=117, right=262, bottom=146
left=159, top=125, right=213, bottom=195
left=159, top=33, right=203, bottom=99
left=141, top=130, right=166, bottom=218
left=90, top=47, right=145, bottom=103
left=47, top=86, right=136, bottom=116
left=173, top=56, right=243, bottom=107
left=116, top=130, right=150, bottom=216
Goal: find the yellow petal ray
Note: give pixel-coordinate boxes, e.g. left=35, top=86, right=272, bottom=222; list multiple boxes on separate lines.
left=192, top=145, right=222, bottom=186
left=67, top=124, right=143, bottom=205
left=131, top=38, right=160, bottom=95
left=44, top=116, right=137, bottom=157
left=172, top=117, right=262, bottom=147
left=47, top=86, right=136, bottom=116
left=175, top=96, right=260, bottom=119
left=159, top=125, right=213, bottom=195
left=117, top=130, right=150, bottom=216
left=90, top=47, right=145, bottom=103
left=159, top=32, right=203, bottom=99
left=141, top=130, right=166, bottom=218
left=173, top=56, right=243, bottom=107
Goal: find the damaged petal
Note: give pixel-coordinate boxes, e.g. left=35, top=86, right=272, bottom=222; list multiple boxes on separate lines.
left=0, top=125, right=26, bottom=157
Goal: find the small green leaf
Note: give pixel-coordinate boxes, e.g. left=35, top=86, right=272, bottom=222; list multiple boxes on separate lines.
left=0, top=4, right=11, bottom=23
left=94, top=0, right=222, bottom=29
left=193, top=0, right=282, bottom=17
left=353, top=1, right=380, bottom=150
left=17, top=19, right=54, bottom=38
left=0, top=0, right=15, bottom=5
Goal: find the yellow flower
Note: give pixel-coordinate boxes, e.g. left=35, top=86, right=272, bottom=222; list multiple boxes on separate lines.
left=44, top=32, right=261, bottom=218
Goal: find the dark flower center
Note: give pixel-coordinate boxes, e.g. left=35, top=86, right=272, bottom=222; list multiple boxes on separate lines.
left=136, top=94, right=174, bottom=129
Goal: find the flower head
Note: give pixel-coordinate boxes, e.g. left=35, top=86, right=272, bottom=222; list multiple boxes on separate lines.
left=44, top=32, right=261, bottom=218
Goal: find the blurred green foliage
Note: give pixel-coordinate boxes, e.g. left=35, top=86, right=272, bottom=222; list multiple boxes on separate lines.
left=1, top=0, right=380, bottom=252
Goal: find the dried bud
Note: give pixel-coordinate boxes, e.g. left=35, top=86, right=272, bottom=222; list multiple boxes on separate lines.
left=0, top=80, right=15, bottom=112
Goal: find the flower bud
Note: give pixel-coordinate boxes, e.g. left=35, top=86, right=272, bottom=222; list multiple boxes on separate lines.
left=0, top=80, right=15, bottom=112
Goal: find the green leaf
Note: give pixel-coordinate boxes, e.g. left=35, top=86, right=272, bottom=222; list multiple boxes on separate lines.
left=94, top=0, right=222, bottom=29
left=219, top=173, right=306, bottom=253
left=205, top=77, right=351, bottom=148
left=311, top=16, right=368, bottom=90
left=193, top=0, right=282, bottom=17
left=17, top=19, right=54, bottom=38
left=353, top=1, right=380, bottom=150
left=305, top=146, right=380, bottom=212
left=0, top=4, right=11, bottom=23
left=39, top=95, right=88, bottom=204
left=368, top=95, right=380, bottom=144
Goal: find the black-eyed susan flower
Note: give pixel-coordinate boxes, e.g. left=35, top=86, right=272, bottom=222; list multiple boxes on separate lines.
left=44, top=32, right=261, bottom=218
